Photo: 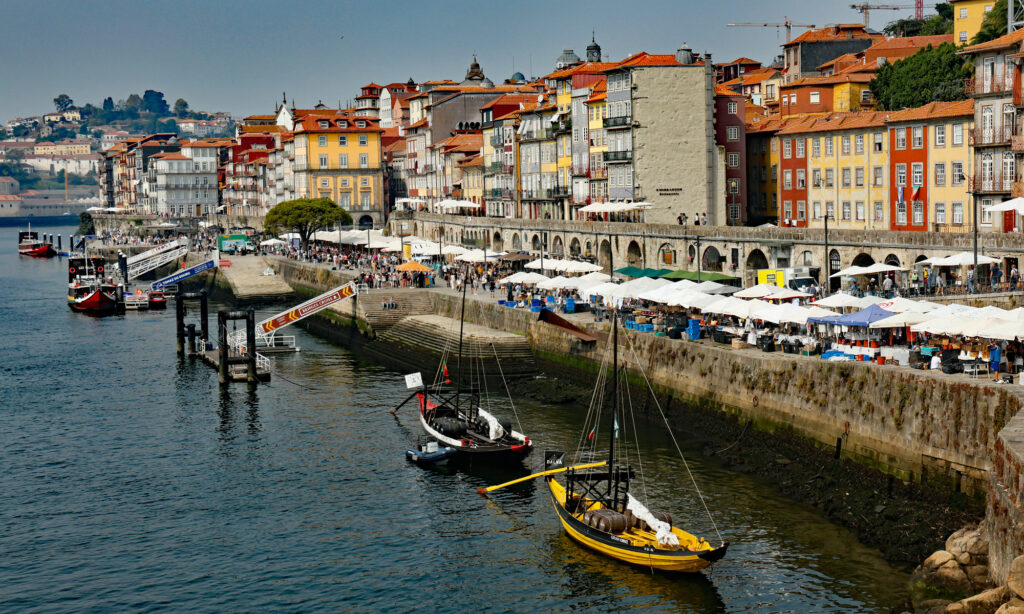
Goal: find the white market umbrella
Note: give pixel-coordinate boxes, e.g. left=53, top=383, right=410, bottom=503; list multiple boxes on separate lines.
left=584, top=282, right=620, bottom=298
left=922, top=303, right=979, bottom=319
left=830, top=265, right=869, bottom=279
left=930, top=252, right=1000, bottom=267
left=441, top=245, right=469, bottom=256
left=874, top=297, right=934, bottom=313
left=765, top=288, right=813, bottom=301
left=260, top=238, right=285, bottom=246
left=562, top=260, right=603, bottom=273
left=733, top=283, right=781, bottom=299
left=278, top=232, right=301, bottom=240
left=978, top=320, right=1024, bottom=341
left=868, top=311, right=933, bottom=329
left=456, top=249, right=505, bottom=262
left=813, top=292, right=862, bottom=308
left=537, top=275, right=572, bottom=290
left=985, top=197, right=1024, bottom=214
left=850, top=295, right=887, bottom=309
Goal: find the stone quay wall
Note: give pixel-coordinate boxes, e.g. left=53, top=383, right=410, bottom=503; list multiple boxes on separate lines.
left=987, top=413, right=1024, bottom=582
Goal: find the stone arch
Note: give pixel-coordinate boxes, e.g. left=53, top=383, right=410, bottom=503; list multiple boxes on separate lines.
left=884, top=253, right=901, bottom=267
left=626, top=240, right=642, bottom=266
left=492, top=231, right=503, bottom=251
left=551, top=235, right=564, bottom=257
left=512, top=234, right=522, bottom=250
left=915, top=254, right=929, bottom=264
left=852, top=252, right=875, bottom=267
left=687, top=244, right=697, bottom=265
left=358, top=215, right=374, bottom=229
left=570, top=237, right=582, bottom=257
left=746, top=248, right=769, bottom=271
left=799, top=250, right=814, bottom=266
left=702, top=246, right=723, bottom=272
left=598, top=239, right=612, bottom=271
left=657, top=242, right=676, bottom=266
left=531, top=234, right=542, bottom=252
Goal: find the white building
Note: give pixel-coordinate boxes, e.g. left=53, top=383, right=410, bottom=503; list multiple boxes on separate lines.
left=140, top=150, right=218, bottom=216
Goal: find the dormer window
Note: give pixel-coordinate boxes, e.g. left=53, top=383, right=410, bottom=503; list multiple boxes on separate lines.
left=357, top=120, right=367, bottom=128
left=339, top=120, right=348, bottom=128
left=318, top=120, right=329, bottom=129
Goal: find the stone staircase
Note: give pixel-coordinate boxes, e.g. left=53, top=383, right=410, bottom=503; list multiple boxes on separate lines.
left=357, top=289, right=435, bottom=331
left=375, top=314, right=535, bottom=378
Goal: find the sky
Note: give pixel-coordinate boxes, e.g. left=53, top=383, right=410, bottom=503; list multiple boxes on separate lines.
left=0, top=0, right=931, bottom=121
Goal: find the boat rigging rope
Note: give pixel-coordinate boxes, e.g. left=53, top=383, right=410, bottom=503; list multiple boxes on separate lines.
left=622, top=370, right=650, bottom=507
left=571, top=350, right=608, bottom=468
left=490, top=343, right=523, bottom=434
left=624, top=333, right=724, bottom=545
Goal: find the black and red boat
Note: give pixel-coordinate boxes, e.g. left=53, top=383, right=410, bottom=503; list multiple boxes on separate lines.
left=147, top=290, right=167, bottom=309
left=18, top=231, right=56, bottom=258
left=67, top=256, right=120, bottom=316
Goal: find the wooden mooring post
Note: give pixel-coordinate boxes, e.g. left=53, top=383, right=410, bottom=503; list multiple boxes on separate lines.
left=216, top=309, right=260, bottom=387
left=175, top=290, right=210, bottom=356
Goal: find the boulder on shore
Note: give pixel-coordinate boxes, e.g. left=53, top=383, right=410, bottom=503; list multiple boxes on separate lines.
left=1008, top=556, right=1024, bottom=600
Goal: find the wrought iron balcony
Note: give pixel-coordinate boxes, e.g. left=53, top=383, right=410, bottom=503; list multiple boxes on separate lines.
left=604, top=150, right=633, bottom=163
left=969, top=126, right=1014, bottom=147
left=603, top=115, right=631, bottom=129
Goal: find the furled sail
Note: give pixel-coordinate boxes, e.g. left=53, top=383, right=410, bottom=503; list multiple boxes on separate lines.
left=627, top=494, right=679, bottom=547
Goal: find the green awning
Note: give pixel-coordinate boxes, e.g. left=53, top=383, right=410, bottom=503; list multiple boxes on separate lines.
left=614, top=266, right=645, bottom=277
left=645, top=268, right=673, bottom=277
left=660, top=269, right=739, bottom=282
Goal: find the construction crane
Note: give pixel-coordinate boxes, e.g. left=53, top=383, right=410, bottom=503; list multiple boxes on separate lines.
left=850, top=2, right=932, bottom=27
left=727, top=17, right=816, bottom=44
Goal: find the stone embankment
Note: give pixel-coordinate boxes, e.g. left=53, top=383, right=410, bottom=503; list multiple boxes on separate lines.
left=217, top=255, right=294, bottom=301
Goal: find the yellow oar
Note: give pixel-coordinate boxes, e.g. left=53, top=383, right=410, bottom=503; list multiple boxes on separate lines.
left=476, top=461, right=607, bottom=496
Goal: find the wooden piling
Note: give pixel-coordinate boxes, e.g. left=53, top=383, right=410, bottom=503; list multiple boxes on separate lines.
left=246, top=308, right=257, bottom=384
left=175, top=295, right=185, bottom=355
left=187, top=324, right=197, bottom=355
left=218, top=311, right=228, bottom=386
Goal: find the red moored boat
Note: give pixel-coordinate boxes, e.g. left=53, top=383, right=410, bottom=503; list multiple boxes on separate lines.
left=18, top=231, right=56, bottom=258
left=68, top=282, right=118, bottom=315
left=147, top=290, right=167, bottom=309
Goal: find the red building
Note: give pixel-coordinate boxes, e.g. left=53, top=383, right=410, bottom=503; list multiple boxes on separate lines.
left=775, top=116, right=817, bottom=228
left=887, top=122, right=929, bottom=231
left=714, top=84, right=748, bottom=224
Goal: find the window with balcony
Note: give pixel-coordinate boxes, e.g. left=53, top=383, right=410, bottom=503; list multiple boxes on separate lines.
left=855, top=134, right=864, bottom=154
left=935, top=162, right=946, bottom=186
left=913, top=201, right=924, bottom=225
left=360, top=153, right=368, bottom=168
left=897, top=202, right=907, bottom=225
left=952, top=161, right=965, bottom=185
left=812, top=138, right=820, bottom=158
left=842, top=168, right=851, bottom=187
left=783, top=201, right=792, bottom=219
left=874, top=132, right=883, bottom=152
left=796, top=138, right=805, bottom=158
left=782, top=138, right=791, bottom=158
left=855, top=167, right=864, bottom=187
left=826, top=201, right=835, bottom=219
left=953, top=124, right=964, bottom=146
left=912, top=162, right=923, bottom=187
left=896, top=163, right=906, bottom=187
left=825, top=137, right=833, bottom=156
left=813, top=201, right=821, bottom=219
left=825, top=169, right=834, bottom=187
left=874, top=201, right=884, bottom=222
left=813, top=169, right=822, bottom=187
left=841, top=135, right=851, bottom=155
left=797, top=200, right=806, bottom=220
left=319, top=154, right=328, bottom=168
left=797, top=169, right=806, bottom=188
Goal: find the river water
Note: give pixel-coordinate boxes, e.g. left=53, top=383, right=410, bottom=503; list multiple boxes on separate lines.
left=1, top=224, right=909, bottom=612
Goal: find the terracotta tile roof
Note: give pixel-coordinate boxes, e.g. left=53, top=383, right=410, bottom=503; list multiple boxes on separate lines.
left=782, top=72, right=874, bottom=88
left=715, top=84, right=743, bottom=97
left=723, top=57, right=760, bottom=66
left=543, top=61, right=623, bottom=80
left=480, top=93, right=541, bottom=110
left=422, top=80, right=458, bottom=85
left=818, top=52, right=859, bottom=71
left=240, top=125, right=283, bottom=134
left=777, top=110, right=889, bottom=135
left=406, top=118, right=429, bottom=130
left=149, top=152, right=190, bottom=161
left=586, top=79, right=607, bottom=103
left=961, top=28, right=1024, bottom=53
left=784, top=24, right=882, bottom=47
left=610, top=52, right=682, bottom=68
left=885, top=99, right=975, bottom=122
left=293, top=114, right=383, bottom=133
left=0, top=195, right=21, bottom=201
left=245, top=114, right=276, bottom=121
left=384, top=140, right=406, bottom=153
left=458, top=154, right=483, bottom=168
left=720, top=67, right=781, bottom=87
left=872, top=34, right=954, bottom=51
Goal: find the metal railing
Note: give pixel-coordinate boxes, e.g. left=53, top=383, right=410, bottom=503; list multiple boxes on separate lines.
left=604, top=150, right=633, bottom=162
left=970, top=174, right=1014, bottom=193
left=603, top=115, right=631, bottom=129
left=932, top=223, right=974, bottom=233
left=969, top=126, right=1014, bottom=146
left=966, top=76, right=1013, bottom=96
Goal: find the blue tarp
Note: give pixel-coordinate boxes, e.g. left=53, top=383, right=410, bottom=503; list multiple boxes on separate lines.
left=807, top=304, right=894, bottom=327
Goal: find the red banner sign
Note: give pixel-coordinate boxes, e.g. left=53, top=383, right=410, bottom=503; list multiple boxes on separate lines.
left=259, top=283, right=355, bottom=334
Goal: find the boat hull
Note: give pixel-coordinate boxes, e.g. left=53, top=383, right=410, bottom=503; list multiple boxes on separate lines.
left=68, top=289, right=117, bottom=315
left=416, top=392, right=532, bottom=464
left=20, top=244, right=57, bottom=258
left=547, top=478, right=727, bottom=573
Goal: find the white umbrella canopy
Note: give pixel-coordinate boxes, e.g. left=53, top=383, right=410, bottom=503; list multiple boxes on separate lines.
left=958, top=317, right=1014, bottom=338
left=259, top=238, right=286, bottom=246
left=733, top=283, right=782, bottom=299
left=440, top=245, right=469, bottom=255
left=750, top=303, right=789, bottom=323
left=692, top=280, right=727, bottom=293
left=803, top=306, right=838, bottom=321
left=985, top=197, right=1024, bottom=214
left=669, top=291, right=719, bottom=310
left=456, top=249, right=505, bottom=262
left=911, top=315, right=967, bottom=335
left=850, top=295, right=888, bottom=309
left=813, top=292, right=862, bottom=308
left=923, top=303, right=979, bottom=319
left=861, top=263, right=906, bottom=274
left=974, top=305, right=1011, bottom=319
left=765, top=288, right=812, bottom=301
left=410, top=241, right=442, bottom=256
left=874, top=297, right=932, bottom=313
left=978, top=320, right=1024, bottom=341
left=278, top=232, right=301, bottom=240
left=583, top=282, right=620, bottom=298
left=636, top=280, right=692, bottom=303
left=1007, top=307, right=1024, bottom=321
left=537, top=275, right=572, bottom=290
left=563, top=271, right=611, bottom=290
left=563, top=260, right=603, bottom=273
left=518, top=272, right=550, bottom=285
left=830, top=265, right=869, bottom=278
left=931, top=252, right=1000, bottom=266
left=609, top=277, right=672, bottom=300
left=868, top=311, right=934, bottom=329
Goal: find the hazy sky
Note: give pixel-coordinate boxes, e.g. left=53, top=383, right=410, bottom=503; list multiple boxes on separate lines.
left=0, top=0, right=927, bottom=121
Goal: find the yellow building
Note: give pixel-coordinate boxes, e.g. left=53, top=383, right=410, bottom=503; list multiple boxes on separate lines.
left=459, top=155, right=484, bottom=206
left=34, top=139, right=91, bottom=155
left=780, top=111, right=891, bottom=231
left=951, top=0, right=996, bottom=45
left=292, top=113, right=385, bottom=227
left=888, top=100, right=975, bottom=232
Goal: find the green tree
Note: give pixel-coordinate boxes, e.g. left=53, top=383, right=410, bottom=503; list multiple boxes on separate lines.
left=264, top=198, right=352, bottom=249
left=883, top=3, right=953, bottom=36
left=971, top=0, right=1008, bottom=45
left=78, top=212, right=95, bottom=235
left=53, top=94, right=73, bottom=113
left=125, top=94, right=142, bottom=111
left=173, top=98, right=190, bottom=117
left=102, top=97, right=114, bottom=112
left=142, top=89, right=169, bottom=115
left=869, top=43, right=972, bottom=110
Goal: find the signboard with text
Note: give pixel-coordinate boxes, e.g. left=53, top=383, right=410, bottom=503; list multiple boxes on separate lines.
left=258, top=282, right=356, bottom=334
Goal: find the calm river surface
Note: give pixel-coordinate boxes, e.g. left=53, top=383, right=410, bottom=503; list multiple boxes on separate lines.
left=1, top=224, right=909, bottom=612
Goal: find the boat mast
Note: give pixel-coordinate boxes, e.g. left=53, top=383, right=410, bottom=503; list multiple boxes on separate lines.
left=609, top=310, right=617, bottom=498
left=455, top=262, right=468, bottom=411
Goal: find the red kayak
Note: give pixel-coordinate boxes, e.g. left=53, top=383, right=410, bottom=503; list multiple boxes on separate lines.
left=68, top=284, right=118, bottom=315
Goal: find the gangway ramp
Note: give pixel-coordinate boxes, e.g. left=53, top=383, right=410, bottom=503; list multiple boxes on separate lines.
left=126, top=239, right=189, bottom=280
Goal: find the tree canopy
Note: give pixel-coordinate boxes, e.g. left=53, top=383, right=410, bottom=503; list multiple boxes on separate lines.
left=173, top=98, right=190, bottom=117
left=102, top=97, right=114, bottom=112
left=264, top=198, right=353, bottom=249
left=971, top=0, right=1008, bottom=45
left=53, top=94, right=73, bottom=113
left=868, top=43, right=972, bottom=111
left=142, top=90, right=170, bottom=115
left=882, top=3, right=953, bottom=37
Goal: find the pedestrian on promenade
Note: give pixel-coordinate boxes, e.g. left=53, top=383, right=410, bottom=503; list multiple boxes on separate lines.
left=967, top=267, right=974, bottom=294
left=1012, top=266, right=1021, bottom=291
left=882, top=275, right=893, bottom=298
left=700, top=213, right=707, bottom=226
left=989, top=341, right=1002, bottom=382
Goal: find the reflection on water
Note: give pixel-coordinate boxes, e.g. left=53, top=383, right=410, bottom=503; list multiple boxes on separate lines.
left=0, top=226, right=908, bottom=612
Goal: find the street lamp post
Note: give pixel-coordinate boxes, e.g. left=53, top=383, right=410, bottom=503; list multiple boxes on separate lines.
left=824, top=211, right=834, bottom=292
